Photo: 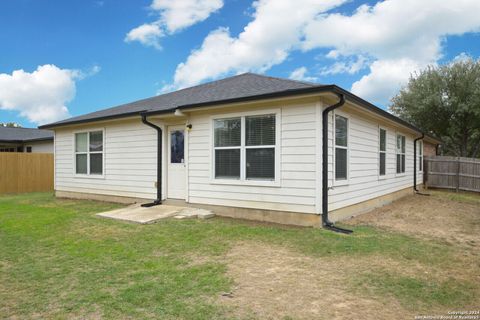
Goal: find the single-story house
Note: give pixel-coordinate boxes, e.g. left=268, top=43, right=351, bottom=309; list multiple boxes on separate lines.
left=40, top=73, right=441, bottom=228
left=0, top=127, right=54, bottom=153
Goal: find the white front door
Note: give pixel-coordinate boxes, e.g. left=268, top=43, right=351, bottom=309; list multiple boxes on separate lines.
left=167, top=126, right=186, bottom=199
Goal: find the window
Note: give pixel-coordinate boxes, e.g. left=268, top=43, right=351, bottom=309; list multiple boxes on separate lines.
left=379, top=128, right=386, bottom=176
left=418, top=140, right=423, bottom=172
left=170, top=130, right=185, bottom=163
left=26, top=146, right=32, bottom=153
left=213, top=113, right=276, bottom=181
left=17, top=146, right=24, bottom=152
left=335, top=115, right=348, bottom=181
left=214, top=118, right=241, bottom=179
left=396, top=134, right=406, bottom=174
left=75, top=130, right=103, bottom=175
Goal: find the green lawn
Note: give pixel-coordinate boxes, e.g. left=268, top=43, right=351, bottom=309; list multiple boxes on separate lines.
left=0, top=193, right=478, bottom=319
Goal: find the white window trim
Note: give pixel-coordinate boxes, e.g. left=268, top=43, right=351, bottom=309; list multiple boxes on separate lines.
left=209, top=108, right=281, bottom=187
left=418, top=140, right=423, bottom=172
left=395, top=132, right=406, bottom=176
left=73, top=128, right=106, bottom=179
left=378, top=126, right=387, bottom=179
left=333, top=111, right=349, bottom=186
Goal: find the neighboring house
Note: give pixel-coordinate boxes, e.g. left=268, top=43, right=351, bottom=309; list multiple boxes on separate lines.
left=0, top=127, right=54, bottom=153
left=40, top=73, right=441, bottom=227
left=423, top=140, right=439, bottom=157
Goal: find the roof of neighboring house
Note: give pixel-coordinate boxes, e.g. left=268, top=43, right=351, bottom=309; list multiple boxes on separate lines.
left=0, top=126, right=54, bottom=143
left=39, top=72, right=442, bottom=144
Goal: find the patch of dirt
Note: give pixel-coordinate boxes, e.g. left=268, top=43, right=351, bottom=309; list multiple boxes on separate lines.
left=219, top=241, right=417, bottom=320
left=345, top=192, right=480, bottom=247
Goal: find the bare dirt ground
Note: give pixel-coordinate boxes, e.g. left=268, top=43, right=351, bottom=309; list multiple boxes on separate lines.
left=345, top=191, right=480, bottom=247
left=219, top=242, right=411, bottom=320
left=216, top=191, right=480, bottom=320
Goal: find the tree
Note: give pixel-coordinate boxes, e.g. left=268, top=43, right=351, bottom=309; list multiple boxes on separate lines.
left=0, top=122, right=21, bottom=128
left=390, top=58, right=480, bottom=158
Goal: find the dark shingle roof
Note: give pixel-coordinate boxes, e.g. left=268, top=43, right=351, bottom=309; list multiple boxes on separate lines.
left=0, top=126, right=53, bottom=142
left=40, top=73, right=320, bottom=128
left=36, top=72, right=442, bottom=144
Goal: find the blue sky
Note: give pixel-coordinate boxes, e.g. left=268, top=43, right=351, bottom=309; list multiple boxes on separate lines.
left=1, top=0, right=479, bottom=127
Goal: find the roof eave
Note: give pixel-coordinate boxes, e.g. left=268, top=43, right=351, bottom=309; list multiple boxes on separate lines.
left=38, top=110, right=149, bottom=129
left=23, top=137, right=54, bottom=143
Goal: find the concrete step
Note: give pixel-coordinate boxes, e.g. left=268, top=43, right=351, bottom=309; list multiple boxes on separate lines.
left=176, top=207, right=215, bottom=220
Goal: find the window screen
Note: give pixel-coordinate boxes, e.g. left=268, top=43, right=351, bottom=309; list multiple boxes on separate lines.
left=246, top=148, right=274, bottom=179
left=335, top=148, right=347, bottom=180
left=379, top=128, right=386, bottom=176
left=213, top=114, right=276, bottom=181
left=335, top=115, right=348, bottom=147
left=214, top=118, right=240, bottom=147
left=245, top=114, right=275, bottom=180
left=396, top=134, right=406, bottom=174
left=215, top=149, right=240, bottom=179
left=246, top=114, right=275, bottom=146
left=335, top=115, right=348, bottom=181
left=75, top=131, right=103, bottom=175
left=419, top=141, right=423, bottom=171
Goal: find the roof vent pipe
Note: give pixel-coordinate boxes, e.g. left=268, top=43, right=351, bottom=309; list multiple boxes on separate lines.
left=322, top=93, right=353, bottom=234
left=140, top=113, right=163, bottom=207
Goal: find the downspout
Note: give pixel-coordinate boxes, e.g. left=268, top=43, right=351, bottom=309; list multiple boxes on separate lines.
left=141, top=113, right=163, bottom=207
left=413, top=133, right=430, bottom=196
left=322, top=93, right=353, bottom=234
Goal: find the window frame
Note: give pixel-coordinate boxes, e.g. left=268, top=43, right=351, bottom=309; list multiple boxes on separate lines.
left=333, top=111, right=349, bottom=186
left=378, top=126, right=387, bottom=179
left=210, top=109, right=281, bottom=187
left=395, top=133, right=406, bottom=176
left=73, top=128, right=105, bottom=179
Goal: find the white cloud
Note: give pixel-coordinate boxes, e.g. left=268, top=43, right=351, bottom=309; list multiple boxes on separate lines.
left=350, top=59, right=423, bottom=103
left=303, top=0, right=480, bottom=104
left=151, top=0, right=223, bottom=33
left=167, top=0, right=346, bottom=90
left=125, top=0, right=223, bottom=49
left=320, top=56, right=368, bottom=76
left=0, top=64, right=90, bottom=125
left=452, top=52, right=471, bottom=63
left=165, top=0, right=480, bottom=105
left=125, top=23, right=164, bottom=49
left=289, top=67, right=318, bottom=83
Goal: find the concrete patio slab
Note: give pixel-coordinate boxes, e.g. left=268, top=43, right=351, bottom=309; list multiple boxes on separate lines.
left=96, top=203, right=184, bottom=224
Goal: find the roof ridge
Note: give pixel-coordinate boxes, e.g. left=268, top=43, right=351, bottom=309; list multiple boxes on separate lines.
left=158, top=72, right=252, bottom=96
left=253, top=72, right=319, bottom=86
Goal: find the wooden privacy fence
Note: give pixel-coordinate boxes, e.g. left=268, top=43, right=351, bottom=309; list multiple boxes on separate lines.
left=424, top=156, right=480, bottom=192
left=0, top=153, right=54, bottom=194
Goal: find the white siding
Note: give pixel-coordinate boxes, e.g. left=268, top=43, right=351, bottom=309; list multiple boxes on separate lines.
left=27, top=140, right=54, bottom=153
left=54, top=119, right=158, bottom=200
left=52, top=97, right=423, bottom=215
left=186, top=102, right=318, bottom=213
left=327, top=107, right=423, bottom=211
